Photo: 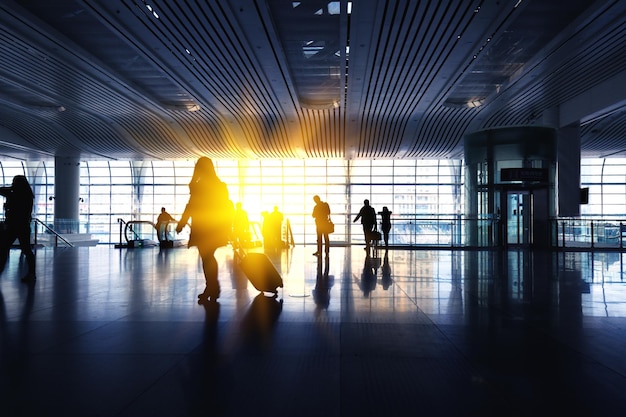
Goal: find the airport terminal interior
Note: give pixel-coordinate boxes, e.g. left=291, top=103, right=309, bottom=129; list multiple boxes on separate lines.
left=1, top=1, right=626, bottom=416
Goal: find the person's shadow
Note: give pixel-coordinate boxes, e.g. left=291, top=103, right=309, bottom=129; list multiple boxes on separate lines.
left=0, top=284, right=35, bottom=414
left=185, top=300, right=226, bottom=415
left=238, top=293, right=283, bottom=353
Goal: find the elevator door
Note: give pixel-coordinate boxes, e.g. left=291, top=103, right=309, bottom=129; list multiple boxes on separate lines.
left=507, top=191, right=532, bottom=246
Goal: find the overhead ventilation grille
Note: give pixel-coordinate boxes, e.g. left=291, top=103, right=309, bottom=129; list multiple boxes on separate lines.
left=268, top=0, right=343, bottom=109
left=444, top=1, right=594, bottom=109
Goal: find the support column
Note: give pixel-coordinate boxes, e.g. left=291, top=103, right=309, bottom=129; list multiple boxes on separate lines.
left=54, top=157, right=81, bottom=233
left=540, top=106, right=582, bottom=218
left=556, top=124, right=581, bottom=217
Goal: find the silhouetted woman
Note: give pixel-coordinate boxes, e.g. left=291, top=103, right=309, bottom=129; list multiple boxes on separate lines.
left=378, top=206, right=392, bottom=247
left=0, top=175, right=36, bottom=282
left=177, top=157, right=232, bottom=303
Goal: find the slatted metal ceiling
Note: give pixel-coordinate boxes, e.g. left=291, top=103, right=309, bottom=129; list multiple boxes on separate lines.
left=0, top=0, right=624, bottom=162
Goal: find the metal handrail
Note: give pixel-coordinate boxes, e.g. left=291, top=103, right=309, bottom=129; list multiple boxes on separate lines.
left=554, top=218, right=625, bottom=249
left=115, top=218, right=181, bottom=248
left=117, top=218, right=126, bottom=246
left=123, top=220, right=156, bottom=243
left=33, top=218, right=74, bottom=247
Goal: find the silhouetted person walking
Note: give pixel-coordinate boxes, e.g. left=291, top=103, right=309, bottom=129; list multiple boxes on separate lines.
left=0, top=175, right=36, bottom=282
left=354, top=199, right=377, bottom=251
left=312, top=195, right=331, bottom=256
left=378, top=206, right=392, bottom=247
left=176, top=157, right=232, bottom=303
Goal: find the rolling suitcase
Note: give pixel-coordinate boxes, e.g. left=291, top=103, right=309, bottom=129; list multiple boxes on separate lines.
left=238, top=252, right=284, bottom=295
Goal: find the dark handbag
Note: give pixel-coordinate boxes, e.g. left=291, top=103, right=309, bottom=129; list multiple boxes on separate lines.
left=367, top=230, right=382, bottom=241
left=326, top=219, right=335, bottom=234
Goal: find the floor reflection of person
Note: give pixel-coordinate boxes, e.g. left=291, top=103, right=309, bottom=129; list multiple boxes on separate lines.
left=176, top=157, right=232, bottom=303
left=0, top=175, right=36, bottom=283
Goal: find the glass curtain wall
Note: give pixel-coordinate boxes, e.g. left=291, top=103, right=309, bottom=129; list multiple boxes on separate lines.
left=581, top=159, right=626, bottom=218
left=350, top=159, right=463, bottom=246
left=1, top=158, right=624, bottom=246
left=0, top=161, right=53, bottom=228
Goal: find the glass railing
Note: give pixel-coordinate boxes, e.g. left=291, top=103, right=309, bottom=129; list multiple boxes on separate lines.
left=26, top=215, right=626, bottom=250
left=32, top=219, right=74, bottom=247
left=554, top=218, right=625, bottom=250
left=31, top=218, right=100, bottom=247
left=377, top=217, right=465, bottom=247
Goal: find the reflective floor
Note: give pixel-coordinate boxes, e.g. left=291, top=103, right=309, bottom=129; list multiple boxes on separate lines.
left=1, top=244, right=626, bottom=416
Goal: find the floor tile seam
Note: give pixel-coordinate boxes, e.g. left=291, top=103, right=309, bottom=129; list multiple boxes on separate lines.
left=36, top=314, right=144, bottom=354
left=336, top=321, right=467, bottom=360
left=23, top=351, right=188, bottom=360
left=385, top=278, right=429, bottom=314
left=430, top=307, right=626, bottom=384
left=194, top=351, right=343, bottom=360
left=529, top=324, right=626, bottom=380
left=523, top=332, right=626, bottom=390
left=337, top=350, right=465, bottom=360
left=377, top=282, right=496, bottom=378
left=100, top=353, right=189, bottom=417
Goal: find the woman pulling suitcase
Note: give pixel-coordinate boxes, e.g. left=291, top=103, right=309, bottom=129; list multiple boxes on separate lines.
left=177, top=157, right=233, bottom=303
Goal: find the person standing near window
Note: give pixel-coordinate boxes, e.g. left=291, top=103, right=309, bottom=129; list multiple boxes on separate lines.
left=378, top=206, right=392, bottom=248
left=155, top=207, right=176, bottom=243
left=312, top=195, right=331, bottom=257
left=354, top=199, right=377, bottom=252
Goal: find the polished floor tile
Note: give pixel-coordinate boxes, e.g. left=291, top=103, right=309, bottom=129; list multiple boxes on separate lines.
left=1, top=245, right=626, bottom=416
